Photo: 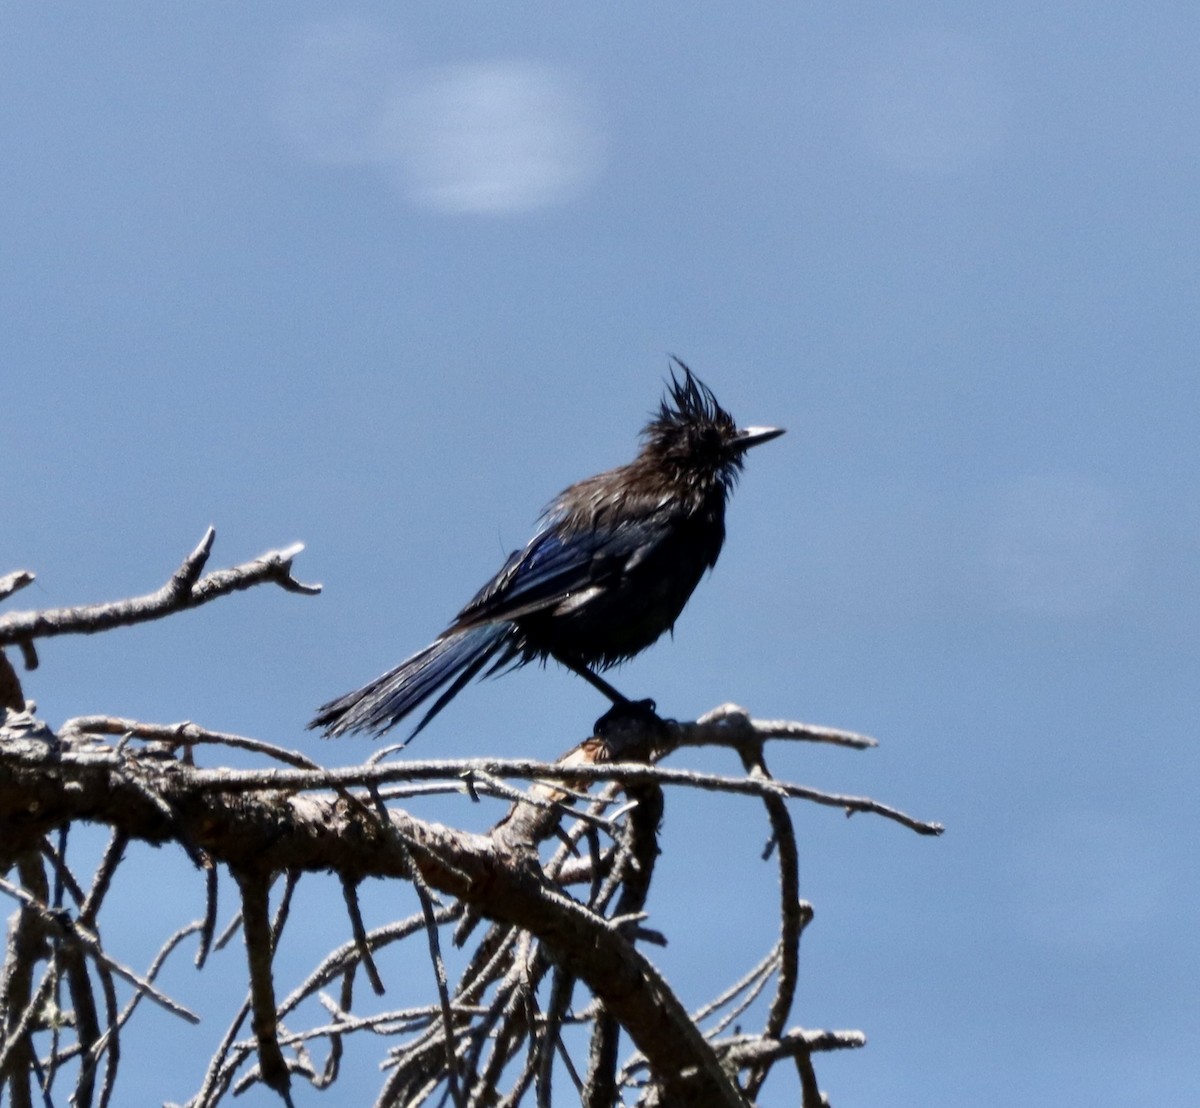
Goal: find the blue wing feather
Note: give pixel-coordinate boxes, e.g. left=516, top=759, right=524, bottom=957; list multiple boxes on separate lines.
left=456, top=514, right=659, bottom=627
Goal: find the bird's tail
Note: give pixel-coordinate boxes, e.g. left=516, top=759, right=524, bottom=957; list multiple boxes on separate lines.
left=309, top=624, right=513, bottom=740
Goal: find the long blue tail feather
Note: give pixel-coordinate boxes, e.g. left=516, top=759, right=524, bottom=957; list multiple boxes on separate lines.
left=310, top=624, right=513, bottom=739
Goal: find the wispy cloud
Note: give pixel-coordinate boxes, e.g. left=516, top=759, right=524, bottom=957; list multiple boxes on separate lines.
left=271, top=20, right=603, bottom=214
left=380, top=62, right=602, bottom=214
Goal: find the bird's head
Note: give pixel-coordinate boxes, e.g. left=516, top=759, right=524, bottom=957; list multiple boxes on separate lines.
left=641, top=358, right=784, bottom=491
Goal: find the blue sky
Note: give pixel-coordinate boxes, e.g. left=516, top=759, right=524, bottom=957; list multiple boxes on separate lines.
left=3, top=3, right=1198, bottom=1105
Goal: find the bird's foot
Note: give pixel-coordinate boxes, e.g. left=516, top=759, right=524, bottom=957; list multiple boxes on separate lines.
left=592, top=698, right=665, bottom=759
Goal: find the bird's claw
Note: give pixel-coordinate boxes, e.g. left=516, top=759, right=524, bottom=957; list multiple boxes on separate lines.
left=593, top=697, right=662, bottom=739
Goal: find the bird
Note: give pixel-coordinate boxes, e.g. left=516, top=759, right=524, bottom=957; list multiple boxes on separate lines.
left=310, top=358, right=784, bottom=740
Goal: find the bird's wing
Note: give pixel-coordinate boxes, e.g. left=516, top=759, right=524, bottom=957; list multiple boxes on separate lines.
left=453, top=510, right=666, bottom=629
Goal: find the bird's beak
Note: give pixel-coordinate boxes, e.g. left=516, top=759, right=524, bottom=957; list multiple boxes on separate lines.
left=734, top=425, right=785, bottom=450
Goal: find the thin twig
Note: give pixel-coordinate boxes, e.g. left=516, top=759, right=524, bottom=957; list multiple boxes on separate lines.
left=0, top=878, right=199, bottom=1024
left=182, top=757, right=942, bottom=836
left=276, top=908, right=460, bottom=1024
left=0, top=571, right=36, bottom=603
left=0, top=529, right=320, bottom=647
left=195, top=865, right=218, bottom=970
left=61, top=717, right=325, bottom=773
left=339, top=878, right=385, bottom=997
left=79, top=831, right=129, bottom=930
left=691, top=702, right=879, bottom=750
left=717, top=1027, right=867, bottom=1065
left=739, top=745, right=800, bottom=1100
left=51, top=922, right=202, bottom=1073
left=229, top=869, right=292, bottom=1103
left=366, top=787, right=464, bottom=1108
left=692, top=944, right=779, bottom=1028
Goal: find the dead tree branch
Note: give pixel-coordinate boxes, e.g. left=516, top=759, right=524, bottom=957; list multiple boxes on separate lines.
left=0, top=528, right=320, bottom=651
left=1, top=536, right=940, bottom=1107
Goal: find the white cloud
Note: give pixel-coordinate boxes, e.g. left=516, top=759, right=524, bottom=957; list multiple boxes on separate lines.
left=272, top=23, right=603, bottom=215
left=379, top=62, right=603, bottom=214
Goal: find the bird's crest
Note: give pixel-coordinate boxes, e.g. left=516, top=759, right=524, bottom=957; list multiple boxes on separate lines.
left=635, top=357, right=746, bottom=492
left=658, top=356, right=733, bottom=432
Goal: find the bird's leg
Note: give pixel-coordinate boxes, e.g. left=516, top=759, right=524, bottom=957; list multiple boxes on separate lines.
left=556, top=657, right=662, bottom=734
left=560, top=659, right=632, bottom=705
left=556, top=657, right=660, bottom=738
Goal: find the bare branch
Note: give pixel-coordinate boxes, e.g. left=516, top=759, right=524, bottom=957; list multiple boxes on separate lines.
left=1, top=546, right=941, bottom=1107
left=50, top=923, right=203, bottom=1076
left=718, top=1026, right=868, bottom=1066
left=230, top=869, right=293, bottom=1104
left=738, top=745, right=800, bottom=1100
left=0, top=969, right=55, bottom=1094
left=175, top=754, right=942, bottom=837
left=0, top=572, right=35, bottom=604
left=0, top=876, right=199, bottom=1025
left=61, top=717, right=327, bottom=773
left=79, top=831, right=129, bottom=929
left=339, top=878, right=386, bottom=997
left=692, top=944, right=780, bottom=1030
left=0, top=529, right=320, bottom=648
left=689, top=702, right=879, bottom=750
left=0, top=650, right=23, bottom=712
left=196, top=866, right=219, bottom=970
left=62, top=937, right=102, bottom=1108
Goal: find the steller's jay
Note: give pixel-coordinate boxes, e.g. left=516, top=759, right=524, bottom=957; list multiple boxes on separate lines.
left=310, top=359, right=783, bottom=739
